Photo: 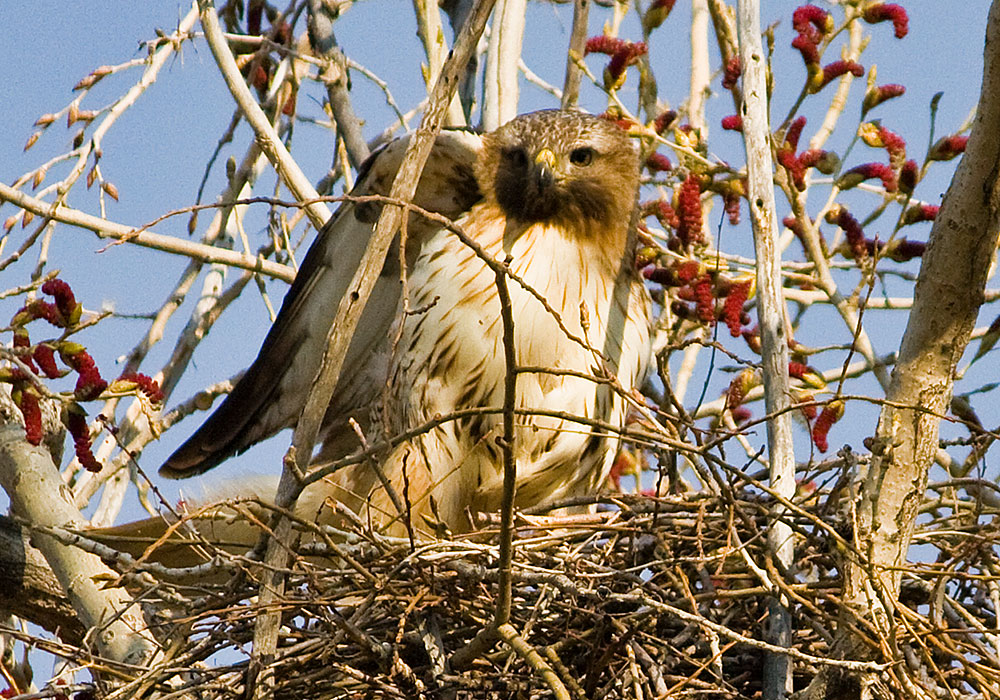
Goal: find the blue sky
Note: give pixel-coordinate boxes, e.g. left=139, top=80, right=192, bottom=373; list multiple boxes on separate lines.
left=0, top=1, right=995, bottom=516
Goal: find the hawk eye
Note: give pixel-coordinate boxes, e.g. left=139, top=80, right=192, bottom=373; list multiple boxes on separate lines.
left=569, top=147, right=594, bottom=166
left=504, top=148, right=528, bottom=167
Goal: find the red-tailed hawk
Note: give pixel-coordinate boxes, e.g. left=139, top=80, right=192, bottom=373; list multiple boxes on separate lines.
left=161, top=109, right=651, bottom=537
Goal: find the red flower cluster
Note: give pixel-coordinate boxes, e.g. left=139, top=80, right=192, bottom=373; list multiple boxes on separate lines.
left=646, top=152, right=674, bottom=173
left=865, top=238, right=926, bottom=263
left=788, top=361, right=810, bottom=379
left=42, top=279, right=78, bottom=319
left=782, top=215, right=805, bottom=239
left=723, top=188, right=742, bottom=225
left=727, top=369, right=760, bottom=410
left=115, top=372, right=165, bottom=404
left=797, top=148, right=839, bottom=175
left=675, top=174, right=703, bottom=248
left=862, top=3, right=909, bottom=39
left=776, top=117, right=835, bottom=190
left=14, top=389, right=43, bottom=446
left=819, top=60, right=864, bottom=89
left=929, top=134, right=969, bottom=161
left=59, top=343, right=108, bottom=401
left=642, top=0, right=677, bottom=33
left=863, top=83, right=905, bottom=115
left=811, top=401, right=845, bottom=452
left=825, top=206, right=867, bottom=262
left=2, top=279, right=118, bottom=469
left=66, top=410, right=101, bottom=473
left=790, top=6, right=869, bottom=93
left=598, top=109, right=637, bottom=131
left=585, top=36, right=648, bottom=87
left=722, top=56, right=741, bottom=89
left=692, top=275, right=715, bottom=323
left=837, top=162, right=898, bottom=193
left=902, top=203, right=939, bottom=225
left=898, top=159, right=920, bottom=193
left=792, top=4, right=834, bottom=36
left=722, top=280, right=752, bottom=337
left=33, top=344, right=61, bottom=378
left=640, top=199, right=680, bottom=230
left=721, top=115, right=743, bottom=132
left=653, top=110, right=677, bottom=134
left=876, top=125, right=907, bottom=169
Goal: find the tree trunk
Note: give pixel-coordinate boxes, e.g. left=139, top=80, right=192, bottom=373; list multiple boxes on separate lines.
left=804, top=1, right=1000, bottom=696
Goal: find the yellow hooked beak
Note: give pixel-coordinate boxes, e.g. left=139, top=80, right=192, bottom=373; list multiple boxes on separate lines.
left=534, top=148, right=557, bottom=189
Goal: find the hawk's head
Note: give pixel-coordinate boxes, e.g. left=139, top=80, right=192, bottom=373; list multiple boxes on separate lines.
left=477, top=110, right=640, bottom=233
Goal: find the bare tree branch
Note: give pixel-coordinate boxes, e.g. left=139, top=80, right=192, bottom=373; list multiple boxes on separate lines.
left=737, top=1, right=795, bottom=696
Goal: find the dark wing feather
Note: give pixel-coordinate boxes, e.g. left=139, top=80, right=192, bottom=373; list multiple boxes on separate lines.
left=160, top=130, right=483, bottom=478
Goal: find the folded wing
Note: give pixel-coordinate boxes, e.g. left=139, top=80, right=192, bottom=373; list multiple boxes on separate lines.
left=160, top=130, right=483, bottom=478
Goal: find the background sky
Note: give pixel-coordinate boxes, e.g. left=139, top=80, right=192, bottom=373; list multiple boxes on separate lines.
left=0, top=1, right=995, bottom=521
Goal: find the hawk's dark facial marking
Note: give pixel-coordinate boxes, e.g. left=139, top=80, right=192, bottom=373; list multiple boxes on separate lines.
left=478, top=109, right=640, bottom=233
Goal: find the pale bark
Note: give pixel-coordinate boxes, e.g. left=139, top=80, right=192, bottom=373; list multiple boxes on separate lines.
left=805, top=1, right=1000, bottom=696
left=737, top=1, right=795, bottom=697
left=0, top=389, right=158, bottom=666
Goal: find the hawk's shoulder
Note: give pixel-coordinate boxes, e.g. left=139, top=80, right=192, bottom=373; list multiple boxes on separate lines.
left=160, top=128, right=486, bottom=478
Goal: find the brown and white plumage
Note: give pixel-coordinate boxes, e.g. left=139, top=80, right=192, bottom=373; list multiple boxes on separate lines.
left=161, top=109, right=651, bottom=537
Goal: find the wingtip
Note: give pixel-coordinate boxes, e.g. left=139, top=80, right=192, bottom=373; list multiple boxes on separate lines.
left=158, top=444, right=227, bottom=480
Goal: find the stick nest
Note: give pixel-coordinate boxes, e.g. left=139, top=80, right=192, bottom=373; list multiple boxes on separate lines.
left=56, top=467, right=999, bottom=700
